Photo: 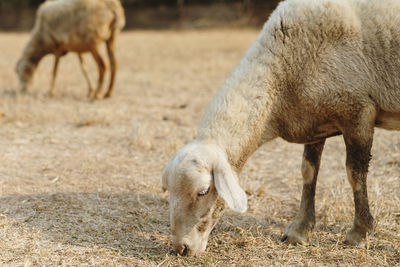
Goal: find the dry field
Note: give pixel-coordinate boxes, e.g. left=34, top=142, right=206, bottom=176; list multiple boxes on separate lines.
left=0, top=30, right=399, bottom=266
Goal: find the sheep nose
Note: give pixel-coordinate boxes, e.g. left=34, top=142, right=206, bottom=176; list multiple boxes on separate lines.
left=176, top=244, right=189, bottom=256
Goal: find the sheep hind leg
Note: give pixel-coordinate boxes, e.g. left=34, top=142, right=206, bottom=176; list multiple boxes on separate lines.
left=343, top=126, right=374, bottom=246
left=78, top=53, right=94, bottom=97
left=104, top=33, right=117, bottom=98
left=89, top=48, right=106, bottom=100
left=48, top=55, right=60, bottom=97
left=282, top=140, right=325, bottom=245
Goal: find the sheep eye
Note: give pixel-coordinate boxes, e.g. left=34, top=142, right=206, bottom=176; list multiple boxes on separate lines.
left=197, top=187, right=210, bottom=197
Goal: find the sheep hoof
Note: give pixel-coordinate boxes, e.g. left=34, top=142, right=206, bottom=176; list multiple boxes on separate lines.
left=18, top=85, right=27, bottom=94
left=103, top=92, right=113, bottom=98
left=87, top=90, right=94, bottom=98
left=282, top=221, right=309, bottom=245
left=282, top=233, right=307, bottom=245
left=88, top=91, right=99, bottom=101
left=89, top=94, right=102, bottom=102
left=344, top=228, right=366, bottom=247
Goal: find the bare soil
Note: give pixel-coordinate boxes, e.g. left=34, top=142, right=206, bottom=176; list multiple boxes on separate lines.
left=0, top=30, right=399, bottom=266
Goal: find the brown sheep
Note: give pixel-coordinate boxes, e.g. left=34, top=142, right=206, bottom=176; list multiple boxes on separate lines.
left=16, top=0, right=125, bottom=99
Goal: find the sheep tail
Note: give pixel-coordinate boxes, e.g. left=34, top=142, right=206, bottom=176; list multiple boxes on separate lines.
left=108, top=0, right=126, bottom=32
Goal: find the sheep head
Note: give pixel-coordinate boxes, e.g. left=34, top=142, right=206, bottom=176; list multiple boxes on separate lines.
left=162, top=141, right=247, bottom=256
left=15, top=57, right=36, bottom=93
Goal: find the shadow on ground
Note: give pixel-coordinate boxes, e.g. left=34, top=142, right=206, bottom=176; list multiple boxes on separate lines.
left=0, top=190, right=293, bottom=260
left=0, top=192, right=171, bottom=260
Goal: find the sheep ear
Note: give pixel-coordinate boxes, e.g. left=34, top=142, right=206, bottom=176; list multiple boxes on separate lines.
left=213, top=158, right=247, bottom=213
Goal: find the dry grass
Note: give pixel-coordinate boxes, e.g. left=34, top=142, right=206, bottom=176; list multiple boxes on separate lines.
left=0, top=30, right=399, bottom=266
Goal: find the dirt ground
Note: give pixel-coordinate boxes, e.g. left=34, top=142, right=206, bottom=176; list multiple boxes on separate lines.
left=0, top=30, right=399, bottom=266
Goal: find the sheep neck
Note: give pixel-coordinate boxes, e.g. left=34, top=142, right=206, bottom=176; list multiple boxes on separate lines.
left=22, top=34, right=49, bottom=66
left=196, top=40, right=278, bottom=172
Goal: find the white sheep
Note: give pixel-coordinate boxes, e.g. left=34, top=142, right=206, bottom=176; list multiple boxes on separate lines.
left=162, top=0, right=400, bottom=256
left=16, top=0, right=125, bottom=99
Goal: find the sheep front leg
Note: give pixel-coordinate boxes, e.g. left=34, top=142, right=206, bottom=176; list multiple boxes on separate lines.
left=282, top=140, right=325, bottom=244
left=104, top=34, right=117, bottom=98
left=90, top=48, right=106, bottom=100
left=78, top=54, right=94, bottom=97
left=48, top=55, right=60, bottom=97
left=343, top=128, right=374, bottom=246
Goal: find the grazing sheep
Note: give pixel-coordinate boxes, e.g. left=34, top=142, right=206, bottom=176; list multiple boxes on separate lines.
left=16, top=0, right=125, bottom=99
left=162, top=0, right=400, bottom=256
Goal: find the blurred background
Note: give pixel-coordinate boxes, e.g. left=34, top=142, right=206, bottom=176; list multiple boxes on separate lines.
left=0, top=0, right=281, bottom=31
